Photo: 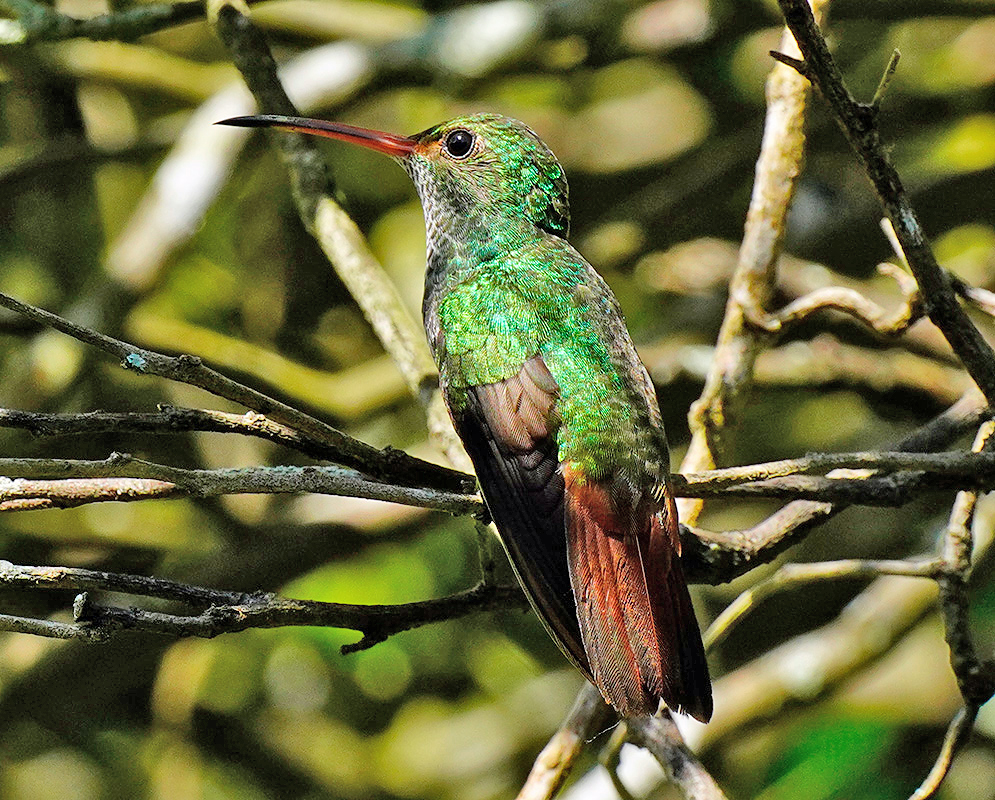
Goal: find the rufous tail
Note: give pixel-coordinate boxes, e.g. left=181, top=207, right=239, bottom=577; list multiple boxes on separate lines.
left=564, top=469, right=712, bottom=721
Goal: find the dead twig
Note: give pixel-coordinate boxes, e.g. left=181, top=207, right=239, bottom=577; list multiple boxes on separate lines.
left=0, top=561, right=526, bottom=649
left=775, top=0, right=995, bottom=406
left=0, top=291, right=470, bottom=493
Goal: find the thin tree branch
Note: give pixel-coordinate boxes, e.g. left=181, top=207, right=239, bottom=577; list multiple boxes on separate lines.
left=909, top=706, right=979, bottom=800
left=600, top=725, right=640, bottom=800
left=626, top=711, right=729, bottom=800
left=684, top=449, right=995, bottom=486
left=682, top=390, right=990, bottom=584
left=935, top=421, right=995, bottom=704
left=10, top=446, right=995, bottom=514
left=0, top=456, right=481, bottom=515
left=0, top=406, right=458, bottom=474
left=682, top=0, right=830, bottom=514
left=209, top=0, right=470, bottom=469
left=776, top=0, right=995, bottom=406
left=704, top=557, right=941, bottom=651
left=744, top=261, right=923, bottom=335
left=0, top=291, right=471, bottom=493
left=515, top=684, right=614, bottom=800
left=0, top=560, right=527, bottom=649
left=0, top=0, right=212, bottom=45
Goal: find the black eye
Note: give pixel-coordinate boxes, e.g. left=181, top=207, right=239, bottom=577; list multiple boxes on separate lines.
left=444, top=129, right=474, bottom=158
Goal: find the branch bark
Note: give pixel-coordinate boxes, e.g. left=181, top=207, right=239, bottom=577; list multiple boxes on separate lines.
left=775, top=0, right=995, bottom=406
left=0, top=561, right=526, bottom=649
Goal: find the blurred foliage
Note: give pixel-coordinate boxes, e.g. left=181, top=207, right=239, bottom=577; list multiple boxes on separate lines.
left=3, top=0, right=995, bottom=798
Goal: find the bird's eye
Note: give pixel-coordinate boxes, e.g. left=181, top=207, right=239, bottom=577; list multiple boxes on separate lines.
left=443, top=129, right=474, bottom=158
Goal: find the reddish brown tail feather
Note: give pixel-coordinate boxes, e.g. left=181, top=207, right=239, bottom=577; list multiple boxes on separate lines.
left=564, top=469, right=712, bottom=722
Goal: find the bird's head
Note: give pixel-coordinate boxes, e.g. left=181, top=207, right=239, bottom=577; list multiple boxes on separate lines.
left=218, top=112, right=570, bottom=238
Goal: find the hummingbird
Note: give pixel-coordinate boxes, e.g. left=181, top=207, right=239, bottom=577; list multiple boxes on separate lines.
left=218, top=112, right=712, bottom=721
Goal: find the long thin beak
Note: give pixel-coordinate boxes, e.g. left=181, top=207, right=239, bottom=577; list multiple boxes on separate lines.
left=216, top=114, right=418, bottom=157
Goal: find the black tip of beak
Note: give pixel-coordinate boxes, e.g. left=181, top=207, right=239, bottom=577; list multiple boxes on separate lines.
left=215, top=115, right=281, bottom=128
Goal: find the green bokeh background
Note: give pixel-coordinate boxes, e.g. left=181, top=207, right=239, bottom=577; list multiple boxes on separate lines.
left=3, top=0, right=995, bottom=798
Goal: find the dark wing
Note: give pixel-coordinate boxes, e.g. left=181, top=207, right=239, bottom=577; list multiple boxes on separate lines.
left=449, top=356, right=591, bottom=676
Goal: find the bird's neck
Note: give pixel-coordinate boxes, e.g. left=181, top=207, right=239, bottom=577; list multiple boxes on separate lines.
left=422, top=205, right=545, bottom=307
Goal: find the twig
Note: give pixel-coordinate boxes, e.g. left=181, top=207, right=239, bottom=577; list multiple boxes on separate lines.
left=0, top=455, right=481, bottom=515
left=0, top=561, right=244, bottom=604
left=0, top=291, right=470, bottom=493
left=701, top=575, right=939, bottom=745
left=935, top=421, right=995, bottom=704
left=208, top=1, right=472, bottom=470
left=683, top=449, right=995, bottom=486
left=704, top=557, right=941, bottom=651
left=682, top=390, right=990, bottom=584
left=0, top=407, right=460, bottom=477
left=0, top=476, right=179, bottom=511
left=600, top=726, right=639, bottom=800
left=0, top=560, right=526, bottom=648
left=745, top=261, right=923, bottom=335
left=11, top=445, right=995, bottom=514
left=626, top=711, right=729, bottom=800
left=909, top=706, right=979, bottom=800
left=515, top=684, right=614, bottom=800
left=682, top=0, right=829, bottom=510
left=776, top=0, right=995, bottom=406
left=0, top=0, right=210, bottom=45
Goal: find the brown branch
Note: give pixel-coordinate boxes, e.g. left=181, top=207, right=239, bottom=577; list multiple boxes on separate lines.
left=11, top=445, right=995, bottom=515
left=695, top=420, right=995, bottom=798
left=626, top=711, right=729, bottom=800
left=0, top=456, right=481, bottom=515
left=909, top=706, right=979, bottom=800
left=0, top=561, right=526, bottom=649
left=0, top=476, right=180, bottom=511
left=682, top=0, right=829, bottom=508
left=0, top=406, right=455, bottom=474
left=1, top=0, right=209, bottom=45
left=776, top=0, right=995, bottom=406
left=515, top=683, right=614, bottom=800
left=684, top=449, right=995, bottom=486
left=209, top=0, right=471, bottom=470
left=704, top=557, right=941, bottom=651
left=0, top=291, right=471, bottom=493
left=682, top=390, right=990, bottom=584
left=936, top=422, right=995, bottom=703
left=745, top=261, right=923, bottom=335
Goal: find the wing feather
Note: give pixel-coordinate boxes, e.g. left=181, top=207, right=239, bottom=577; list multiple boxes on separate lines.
left=450, top=356, right=590, bottom=676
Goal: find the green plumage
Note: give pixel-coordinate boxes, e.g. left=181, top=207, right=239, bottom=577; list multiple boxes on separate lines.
left=436, top=235, right=643, bottom=479
left=218, top=109, right=712, bottom=720
left=407, top=115, right=658, bottom=482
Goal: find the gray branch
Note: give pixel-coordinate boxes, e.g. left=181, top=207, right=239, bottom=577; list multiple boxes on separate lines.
left=0, top=561, right=526, bottom=650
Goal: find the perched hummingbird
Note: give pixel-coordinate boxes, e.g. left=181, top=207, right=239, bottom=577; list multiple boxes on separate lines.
left=218, top=112, right=712, bottom=721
